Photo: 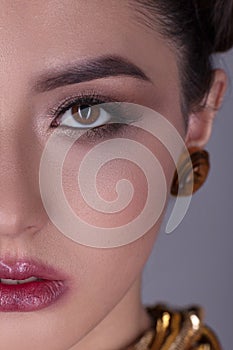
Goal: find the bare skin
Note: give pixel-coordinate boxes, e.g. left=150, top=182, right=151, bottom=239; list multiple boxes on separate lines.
left=0, top=1, right=227, bottom=349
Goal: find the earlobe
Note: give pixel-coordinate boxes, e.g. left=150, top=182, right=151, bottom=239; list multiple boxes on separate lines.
left=185, top=69, right=228, bottom=148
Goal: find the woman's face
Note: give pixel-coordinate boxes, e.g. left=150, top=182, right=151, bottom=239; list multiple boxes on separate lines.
left=0, top=1, right=186, bottom=349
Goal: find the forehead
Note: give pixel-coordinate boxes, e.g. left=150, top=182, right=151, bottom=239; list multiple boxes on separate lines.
left=0, top=1, right=176, bottom=74
left=1, top=1, right=131, bottom=58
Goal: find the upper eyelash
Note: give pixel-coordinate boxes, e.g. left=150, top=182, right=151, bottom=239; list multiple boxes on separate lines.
left=48, top=92, right=120, bottom=122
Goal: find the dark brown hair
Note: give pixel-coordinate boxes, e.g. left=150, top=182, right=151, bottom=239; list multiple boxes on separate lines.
left=131, top=0, right=233, bottom=117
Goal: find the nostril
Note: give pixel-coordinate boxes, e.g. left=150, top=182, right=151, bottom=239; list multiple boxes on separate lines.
left=0, top=206, right=48, bottom=238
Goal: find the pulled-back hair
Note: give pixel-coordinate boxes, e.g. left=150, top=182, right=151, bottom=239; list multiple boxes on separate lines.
left=131, top=0, right=233, bottom=116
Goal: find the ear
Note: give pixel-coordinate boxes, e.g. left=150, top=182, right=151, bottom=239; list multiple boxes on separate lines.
left=185, top=69, right=228, bottom=148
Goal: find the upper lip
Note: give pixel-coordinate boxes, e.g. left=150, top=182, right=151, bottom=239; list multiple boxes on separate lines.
left=0, top=258, right=66, bottom=281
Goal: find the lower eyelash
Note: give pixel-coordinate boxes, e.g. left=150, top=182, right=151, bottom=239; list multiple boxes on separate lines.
left=76, top=122, right=126, bottom=142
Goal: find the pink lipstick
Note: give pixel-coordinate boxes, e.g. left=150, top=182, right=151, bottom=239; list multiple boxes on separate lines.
left=0, top=258, right=68, bottom=312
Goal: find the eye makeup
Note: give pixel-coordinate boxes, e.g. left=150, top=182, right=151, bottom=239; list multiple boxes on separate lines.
left=48, top=91, right=143, bottom=142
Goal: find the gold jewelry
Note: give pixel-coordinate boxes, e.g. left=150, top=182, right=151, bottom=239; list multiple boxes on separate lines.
left=125, top=303, right=222, bottom=350
left=171, top=147, right=210, bottom=196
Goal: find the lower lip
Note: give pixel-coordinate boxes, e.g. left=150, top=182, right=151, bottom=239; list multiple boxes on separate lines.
left=0, top=280, right=67, bottom=312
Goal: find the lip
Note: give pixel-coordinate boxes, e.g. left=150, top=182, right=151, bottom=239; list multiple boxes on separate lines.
left=0, top=258, right=69, bottom=312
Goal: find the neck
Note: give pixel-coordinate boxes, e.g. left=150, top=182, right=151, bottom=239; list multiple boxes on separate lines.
left=72, top=275, right=154, bottom=350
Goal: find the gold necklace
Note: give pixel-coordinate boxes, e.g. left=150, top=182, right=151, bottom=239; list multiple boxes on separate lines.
left=124, top=303, right=222, bottom=350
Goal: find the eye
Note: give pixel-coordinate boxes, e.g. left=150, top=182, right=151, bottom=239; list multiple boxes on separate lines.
left=49, top=93, right=144, bottom=141
left=54, top=103, right=111, bottom=130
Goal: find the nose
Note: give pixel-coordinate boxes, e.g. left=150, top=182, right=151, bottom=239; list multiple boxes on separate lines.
left=0, top=114, right=48, bottom=239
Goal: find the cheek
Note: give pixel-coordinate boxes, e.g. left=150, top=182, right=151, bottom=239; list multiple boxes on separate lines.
left=62, top=125, right=175, bottom=241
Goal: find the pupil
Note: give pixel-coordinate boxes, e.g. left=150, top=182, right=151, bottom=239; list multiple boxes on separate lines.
left=79, top=105, right=91, bottom=119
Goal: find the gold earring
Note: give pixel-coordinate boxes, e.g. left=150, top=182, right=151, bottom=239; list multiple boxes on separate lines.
left=171, top=147, right=210, bottom=197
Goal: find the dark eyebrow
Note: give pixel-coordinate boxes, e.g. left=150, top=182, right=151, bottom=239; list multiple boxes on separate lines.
left=32, top=55, right=152, bottom=93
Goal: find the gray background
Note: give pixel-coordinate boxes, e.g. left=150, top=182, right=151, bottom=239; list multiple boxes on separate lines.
left=142, top=48, right=233, bottom=350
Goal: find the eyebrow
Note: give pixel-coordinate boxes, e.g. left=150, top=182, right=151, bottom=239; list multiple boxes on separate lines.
left=32, top=55, right=152, bottom=93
